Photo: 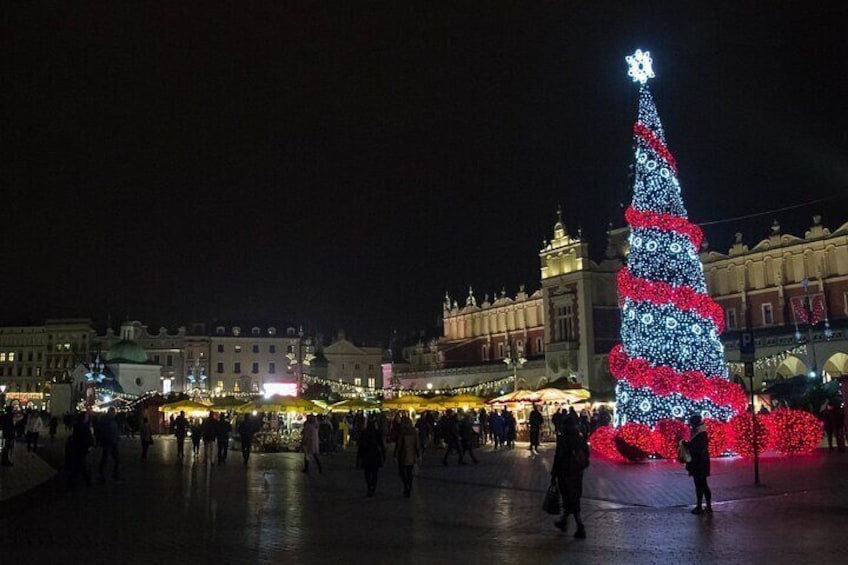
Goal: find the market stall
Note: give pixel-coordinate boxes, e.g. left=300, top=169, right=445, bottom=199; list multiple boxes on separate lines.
left=234, top=396, right=323, bottom=452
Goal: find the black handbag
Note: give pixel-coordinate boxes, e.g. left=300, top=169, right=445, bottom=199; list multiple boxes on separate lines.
left=542, top=479, right=561, bottom=515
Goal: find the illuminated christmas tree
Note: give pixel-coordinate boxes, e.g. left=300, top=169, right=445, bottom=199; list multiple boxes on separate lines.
left=610, top=50, right=746, bottom=428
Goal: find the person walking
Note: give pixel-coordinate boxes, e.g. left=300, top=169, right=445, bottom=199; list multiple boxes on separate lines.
left=551, top=416, right=589, bottom=539
left=823, top=401, right=845, bottom=452
left=489, top=409, right=505, bottom=449
left=528, top=404, right=543, bottom=455
left=356, top=417, right=386, bottom=496
left=301, top=414, right=322, bottom=473
left=238, top=414, right=257, bottom=464
left=174, top=411, right=189, bottom=459
left=139, top=417, right=153, bottom=460
left=96, top=407, right=121, bottom=482
left=441, top=410, right=463, bottom=465
left=459, top=412, right=479, bottom=464
left=201, top=414, right=217, bottom=464
left=682, top=414, right=712, bottom=514
left=216, top=415, right=232, bottom=463
left=67, top=411, right=94, bottom=487
left=394, top=416, right=421, bottom=498
left=478, top=408, right=489, bottom=446
left=49, top=416, right=59, bottom=443
left=504, top=409, right=517, bottom=449
left=1, top=406, right=17, bottom=466
left=190, top=420, right=202, bottom=456
left=25, top=411, right=44, bottom=452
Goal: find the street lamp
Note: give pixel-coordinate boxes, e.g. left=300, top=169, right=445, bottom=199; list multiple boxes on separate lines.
left=503, top=345, right=527, bottom=392
left=794, top=278, right=832, bottom=383
left=287, top=328, right=316, bottom=396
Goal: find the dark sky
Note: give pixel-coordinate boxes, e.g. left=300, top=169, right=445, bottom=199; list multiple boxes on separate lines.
left=4, top=2, right=848, bottom=345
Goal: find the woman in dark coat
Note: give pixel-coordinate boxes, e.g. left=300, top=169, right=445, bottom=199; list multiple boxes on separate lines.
left=682, top=414, right=711, bottom=514
left=356, top=418, right=386, bottom=496
left=550, top=416, right=589, bottom=539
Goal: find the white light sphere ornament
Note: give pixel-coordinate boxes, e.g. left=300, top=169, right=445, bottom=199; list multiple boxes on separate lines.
left=626, top=49, right=655, bottom=85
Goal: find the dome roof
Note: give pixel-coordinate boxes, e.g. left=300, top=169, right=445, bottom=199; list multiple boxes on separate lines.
left=106, top=339, right=148, bottom=364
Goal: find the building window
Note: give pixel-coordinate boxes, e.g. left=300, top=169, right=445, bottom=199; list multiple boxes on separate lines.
left=269, top=362, right=276, bottom=374
left=555, top=303, right=576, bottom=342
left=153, top=355, right=160, bottom=364
left=232, top=327, right=241, bottom=336
left=216, top=363, right=224, bottom=373
left=252, top=362, right=259, bottom=374
left=844, top=292, right=848, bottom=316
left=287, top=345, right=295, bottom=354
left=252, top=344, right=259, bottom=354
left=216, top=326, right=225, bottom=335
left=516, top=340, right=524, bottom=355
left=536, top=337, right=543, bottom=354
left=482, top=345, right=489, bottom=361
left=217, top=344, right=224, bottom=353
left=269, top=345, right=276, bottom=353
left=355, top=364, right=360, bottom=370
left=354, top=377, right=362, bottom=387
left=166, top=355, right=173, bottom=366
left=725, top=308, right=737, bottom=330
left=252, top=327, right=261, bottom=336
left=368, top=377, right=376, bottom=389
left=762, top=303, right=774, bottom=326
left=268, top=327, right=277, bottom=336
left=0, top=353, right=5, bottom=362
left=498, top=343, right=505, bottom=358
left=234, top=362, right=241, bottom=373
left=188, top=350, right=194, bottom=360
left=234, top=345, right=242, bottom=353
left=8, top=352, right=15, bottom=362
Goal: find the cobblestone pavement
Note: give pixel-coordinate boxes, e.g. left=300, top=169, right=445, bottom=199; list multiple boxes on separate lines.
left=1, top=436, right=846, bottom=564
left=0, top=439, right=57, bottom=502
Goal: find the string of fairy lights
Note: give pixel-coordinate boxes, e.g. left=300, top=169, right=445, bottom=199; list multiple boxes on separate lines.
left=302, top=374, right=516, bottom=396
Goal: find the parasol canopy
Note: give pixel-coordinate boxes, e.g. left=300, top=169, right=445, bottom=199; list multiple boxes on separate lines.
left=328, top=398, right=382, bottom=412
left=234, top=395, right=322, bottom=414
left=534, top=388, right=590, bottom=403
left=158, top=399, right=213, bottom=414
left=381, top=395, right=429, bottom=411
left=487, top=390, right=540, bottom=405
left=438, top=394, right=488, bottom=410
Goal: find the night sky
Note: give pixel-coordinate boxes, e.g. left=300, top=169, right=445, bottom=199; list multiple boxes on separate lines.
left=4, top=3, right=848, bottom=345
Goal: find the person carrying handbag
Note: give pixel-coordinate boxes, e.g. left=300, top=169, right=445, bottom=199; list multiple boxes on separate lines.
left=682, top=414, right=712, bottom=514
left=550, top=415, right=589, bottom=539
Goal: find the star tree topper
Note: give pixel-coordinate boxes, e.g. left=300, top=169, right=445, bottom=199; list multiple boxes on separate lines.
left=626, top=49, right=655, bottom=85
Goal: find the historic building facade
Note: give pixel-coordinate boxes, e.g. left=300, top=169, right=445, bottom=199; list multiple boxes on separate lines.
left=702, top=216, right=848, bottom=385
left=394, top=211, right=627, bottom=394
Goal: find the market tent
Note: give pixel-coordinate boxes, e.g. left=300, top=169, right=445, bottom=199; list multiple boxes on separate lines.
left=234, top=395, right=322, bottom=414
left=381, top=395, right=429, bottom=411
left=438, top=394, right=488, bottom=410
left=534, top=388, right=590, bottom=403
left=158, top=399, right=213, bottom=417
left=487, top=390, right=540, bottom=405
left=328, top=398, right=382, bottom=412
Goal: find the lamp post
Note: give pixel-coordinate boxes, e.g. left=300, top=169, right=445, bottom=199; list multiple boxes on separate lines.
left=0, top=384, right=6, bottom=408
left=795, top=278, right=832, bottom=383
left=503, top=345, right=527, bottom=393
left=287, top=328, right=315, bottom=396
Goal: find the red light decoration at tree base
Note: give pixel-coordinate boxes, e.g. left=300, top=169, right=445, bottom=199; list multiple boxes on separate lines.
left=651, top=419, right=689, bottom=460
left=729, top=413, right=771, bottom=457
left=589, top=425, right=625, bottom=462
left=765, top=409, right=823, bottom=455
left=614, top=422, right=654, bottom=461
left=704, top=418, right=731, bottom=457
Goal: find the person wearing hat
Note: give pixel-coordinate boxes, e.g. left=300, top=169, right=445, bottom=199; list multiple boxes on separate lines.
left=682, top=414, right=711, bottom=514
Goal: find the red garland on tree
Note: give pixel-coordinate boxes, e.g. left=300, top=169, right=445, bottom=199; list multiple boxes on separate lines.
left=729, top=413, right=770, bottom=457
left=765, top=409, right=823, bottom=455
left=704, top=418, right=730, bottom=457
left=614, top=422, right=654, bottom=461
left=651, top=419, right=689, bottom=459
left=589, top=425, right=625, bottom=462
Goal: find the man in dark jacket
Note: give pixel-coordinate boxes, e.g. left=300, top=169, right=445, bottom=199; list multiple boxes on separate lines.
left=441, top=411, right=463, bottom=465
left=682, top=414, right=711, bottom=514
left=528, top=404, right=543, bottom=454
left=356, top=417, right=386, bottom=496
left=97, top=407, right=121, bottom=482
left=1, top=407, right=16, bottom=466
left=216, top=415, right=232, bottom=463
left=174, top=411, right=189, bottom=459
left=238, top=414, right=257, bottom=464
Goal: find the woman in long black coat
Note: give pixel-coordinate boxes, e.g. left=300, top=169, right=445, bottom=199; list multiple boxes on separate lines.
left=682, top=414, right=711, bottom=514
left=550, top=416, right=589, bottom=539
left=356, top=418, right=386, bottom=496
